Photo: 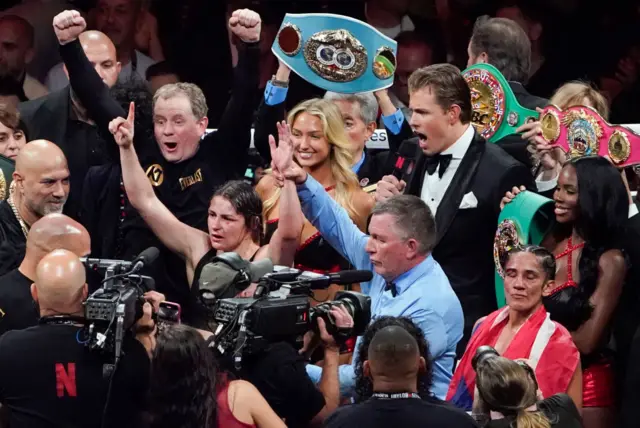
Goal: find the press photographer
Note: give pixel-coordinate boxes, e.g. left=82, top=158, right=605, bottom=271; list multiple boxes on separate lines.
left=202, top=259, right=371, bottom=427
left=0, top=249, right=159, bottom=428
left=472, top=347, right=583, bottom=428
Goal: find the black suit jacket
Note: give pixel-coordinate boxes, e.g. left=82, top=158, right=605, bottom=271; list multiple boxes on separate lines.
left=403, top=131, right=534, bottom=337
left=19, top=87, right=70, bottom=148
left=495, top=82, right=548, bottom=170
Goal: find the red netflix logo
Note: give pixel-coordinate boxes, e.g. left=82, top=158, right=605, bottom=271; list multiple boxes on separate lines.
left=55, top=363, right=77, bottom=397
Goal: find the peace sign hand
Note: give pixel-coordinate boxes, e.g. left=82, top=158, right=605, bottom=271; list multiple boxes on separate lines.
left=109, top=102, right=136, bottom=148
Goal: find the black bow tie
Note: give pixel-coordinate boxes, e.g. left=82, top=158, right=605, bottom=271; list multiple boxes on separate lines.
left=385, top=282, right=398, bottom=297
left=425, top=154, right=453, bottom=178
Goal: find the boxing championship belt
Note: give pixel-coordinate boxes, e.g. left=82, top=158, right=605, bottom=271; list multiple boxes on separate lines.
left=0, top=155, right=14, bottom=201
left=272, top=14, right=397, bottom=94
left=462, top=63, right=538, bottom=143
left=539, top=105, right=640, bottom=166
left=494, top=191, right=554, bottom=308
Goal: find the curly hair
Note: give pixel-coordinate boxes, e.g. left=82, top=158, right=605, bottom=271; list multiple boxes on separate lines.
left=148, top=324, right=218, bottom=428
left=354, top=316, right=433, bottom=401
left=543, top=157, right=628, bottom=331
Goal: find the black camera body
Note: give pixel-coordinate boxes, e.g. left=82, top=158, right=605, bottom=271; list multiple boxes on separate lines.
left=82, top=256, right=155, bottom=363
left=208, top=269, right=372, bottom=369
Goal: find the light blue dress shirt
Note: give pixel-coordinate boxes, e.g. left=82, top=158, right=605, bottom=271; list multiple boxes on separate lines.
left=298, top=175, right=464, bottom=399
left=382, top=108, right=406, bottom=135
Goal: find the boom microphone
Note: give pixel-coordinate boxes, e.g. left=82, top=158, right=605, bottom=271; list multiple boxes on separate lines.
left=131, top=247, right=160, bottom=273
left=298, top=270, right=373, bottom=289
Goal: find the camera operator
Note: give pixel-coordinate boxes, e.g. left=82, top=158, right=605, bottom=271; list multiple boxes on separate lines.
left=473, top=351, right=582, bottom=428
left=204, top=305, right=352, bottom=427
left=0, top=249, right=158, bottom=428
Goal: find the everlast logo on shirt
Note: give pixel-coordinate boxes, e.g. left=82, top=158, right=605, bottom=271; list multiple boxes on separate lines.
left=179, top=168, right=203, bottom=191
left=146, top=164, right=164, bottom=187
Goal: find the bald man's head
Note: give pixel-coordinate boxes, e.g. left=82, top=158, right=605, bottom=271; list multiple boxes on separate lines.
left=26, top=213, right=91, bottom=262
left=32, top=249, right=87, bottom=314
left=365, top=326, right=423, bottom=381
left=0, top=15, right=34, bottom=78
left=13, top=140, right=69, bottom=220
left=66, top=31, right=120, bottom=88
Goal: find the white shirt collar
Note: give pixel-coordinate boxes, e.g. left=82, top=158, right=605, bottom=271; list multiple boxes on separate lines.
left=441, top=124, right=475, bottom=159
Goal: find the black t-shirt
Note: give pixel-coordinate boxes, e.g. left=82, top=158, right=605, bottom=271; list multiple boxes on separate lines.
left=238, top=341, right=325, bottom=428
left=0, top=269, right=38, bottom=335
left=486, top=394, right=582, bottom=428
left=325, top=397, right=479, bottom=428
left=0, top=323, right=150, bottom=428
left=0, top=201, right=26, bottom=277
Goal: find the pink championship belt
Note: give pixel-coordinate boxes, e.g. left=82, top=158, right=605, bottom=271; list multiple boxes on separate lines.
left=539, top=105, right=640, bottom=166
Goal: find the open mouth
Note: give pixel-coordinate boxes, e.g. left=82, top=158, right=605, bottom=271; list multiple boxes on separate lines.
left=554, top=204, right=570, bottom=216
left=164, top=142, right=178, bottom=151
left=297, top=151, right=315, bottom=160
left=415, top=132, right=427, bottom=142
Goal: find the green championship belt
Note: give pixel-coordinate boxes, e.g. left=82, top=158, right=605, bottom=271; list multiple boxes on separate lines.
left=494, top=191, right=554, bottom=307
left=462, top=63, right=539, bottom=143
left=0, top=154, right=14, bottom=201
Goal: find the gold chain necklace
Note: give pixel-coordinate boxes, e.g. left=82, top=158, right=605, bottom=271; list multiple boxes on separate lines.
left=6, top=188, right=29, bottom=239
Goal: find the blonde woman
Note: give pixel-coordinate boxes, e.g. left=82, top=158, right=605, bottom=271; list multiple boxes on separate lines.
left=473, top=356, right=583, bottom=428
left=257, top=98, right=374, bottom=287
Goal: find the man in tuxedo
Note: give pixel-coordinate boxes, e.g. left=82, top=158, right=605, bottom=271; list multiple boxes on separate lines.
left=375, top=63, right=534, bottom=353
left=467, top=16, right=547, bottom=169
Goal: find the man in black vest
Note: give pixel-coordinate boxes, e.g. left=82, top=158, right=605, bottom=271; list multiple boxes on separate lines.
left=375, top=64, right=534, bottom=353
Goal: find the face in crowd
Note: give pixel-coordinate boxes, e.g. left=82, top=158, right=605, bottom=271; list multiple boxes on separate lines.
left=153, top=91, right=208, bottom=163
left=66, top=31, right=121, bottom=89
left=0, top=16, right=34, bottom=79
left=94, top=0, right=141, bottom=49
left=503, top=251, right=553, bottom=313
left=0, top=115, right=26, bottom=160
left=409, top=86, right=462, bottom=156
left=553, top=164, right=579, bottom=224
left=207, top=196, right=255, bottom=252
left=290, top=112, right=332, bottom=170
left=331, top=99, right=376, bottom=161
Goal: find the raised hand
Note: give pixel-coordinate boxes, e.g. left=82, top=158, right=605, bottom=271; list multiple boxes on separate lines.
left=499, top=185, right=526, bottom=210
left=229, top=9, right=261, bottom=43
left=269, top=121, right=306, bottom=185
left=517, top=108, right=561, bottom=172
left=109, top=102, right=135, bottom=148
left=53, top=10, right=86, bottom=45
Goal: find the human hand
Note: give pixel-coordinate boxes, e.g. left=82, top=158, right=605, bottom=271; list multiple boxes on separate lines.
left=375, top=175, right=406, bottom=203
left=318, top=305, right=353, bottom=352
left=269, top=121, right=306, bottom=185
left=135, top=302, right=157, bottom=357
left=143, top=290, right=166, bottom=312
left=500, top=185, right=526, bottom=210
left=134, top=9, right=159, bottom=53
left=109, top=102, right=135, bottom=148
left=229, top=9, right=262, bottom=43
left=53, top=10, right=86, bottom=45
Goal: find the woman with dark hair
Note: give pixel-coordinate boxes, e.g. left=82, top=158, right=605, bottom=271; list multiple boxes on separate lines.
left=353, top=316, right=434, bottom=402
left=149, top=324, right=285, bottom=428
left=501, top=156, right=628, bottom=428
left=0, top=103, right=28, bottom=161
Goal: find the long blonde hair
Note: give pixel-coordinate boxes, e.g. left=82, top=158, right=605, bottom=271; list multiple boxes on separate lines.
left=550, top=81, right=609, bottom=119
left=263, top=98, right=361, bottom=221
left=475, top=357, right=551, bottom=428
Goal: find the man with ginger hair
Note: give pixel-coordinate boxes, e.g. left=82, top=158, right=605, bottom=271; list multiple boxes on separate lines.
left=0, top=213, right=89, bottom=335
left=0, top=139, right=69, bottom=276
left=0, top=249, right=154, bottom=427
left=19, top=29, right=121, bottom=221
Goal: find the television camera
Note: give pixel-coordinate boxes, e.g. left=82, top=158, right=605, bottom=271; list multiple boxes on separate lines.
left=80, top=247, right=159, bottom=365
left=199, top=253, right=373, bottom=370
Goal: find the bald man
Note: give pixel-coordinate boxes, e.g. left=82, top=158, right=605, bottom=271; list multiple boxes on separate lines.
left=326, top=323, right=477, bottom=428
left=0, top=249, right=153, bottom=428
left=0, top=213, right=89, bottom=334
left=0, top=140, right=70, bottom=276
left=19, top=27, right=119, bottom=222
left=0, top=15, right=48, bottom=100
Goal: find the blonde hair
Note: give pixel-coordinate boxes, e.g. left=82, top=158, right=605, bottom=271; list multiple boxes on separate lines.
left=263, top=98, right=361, bottom=221
left=475, top=357, right=551, bottom=428
left=550, top=81, right=609, bottom=119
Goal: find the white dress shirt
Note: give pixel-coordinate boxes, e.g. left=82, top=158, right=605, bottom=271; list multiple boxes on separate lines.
left=420, top=124, right=475, bottom=214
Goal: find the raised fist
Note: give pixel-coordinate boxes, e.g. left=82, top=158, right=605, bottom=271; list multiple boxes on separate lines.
left=229, top=9, right=261, bottom=43
left=53, top=10, right=86, bottom=45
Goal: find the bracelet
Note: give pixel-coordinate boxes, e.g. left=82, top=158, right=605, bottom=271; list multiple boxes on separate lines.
left=271, top=76, right=289, bottom=88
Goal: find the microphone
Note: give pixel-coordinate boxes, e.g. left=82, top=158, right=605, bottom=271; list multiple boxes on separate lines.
left=391, top=140, right=418, bottom=181
left=130, top=247, right=160, bottom=273
left=80, top=257, right=132, bottom=270
left=298, top=270, right=373, bottom=289
left=199, top=258, right=274, bottom=300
